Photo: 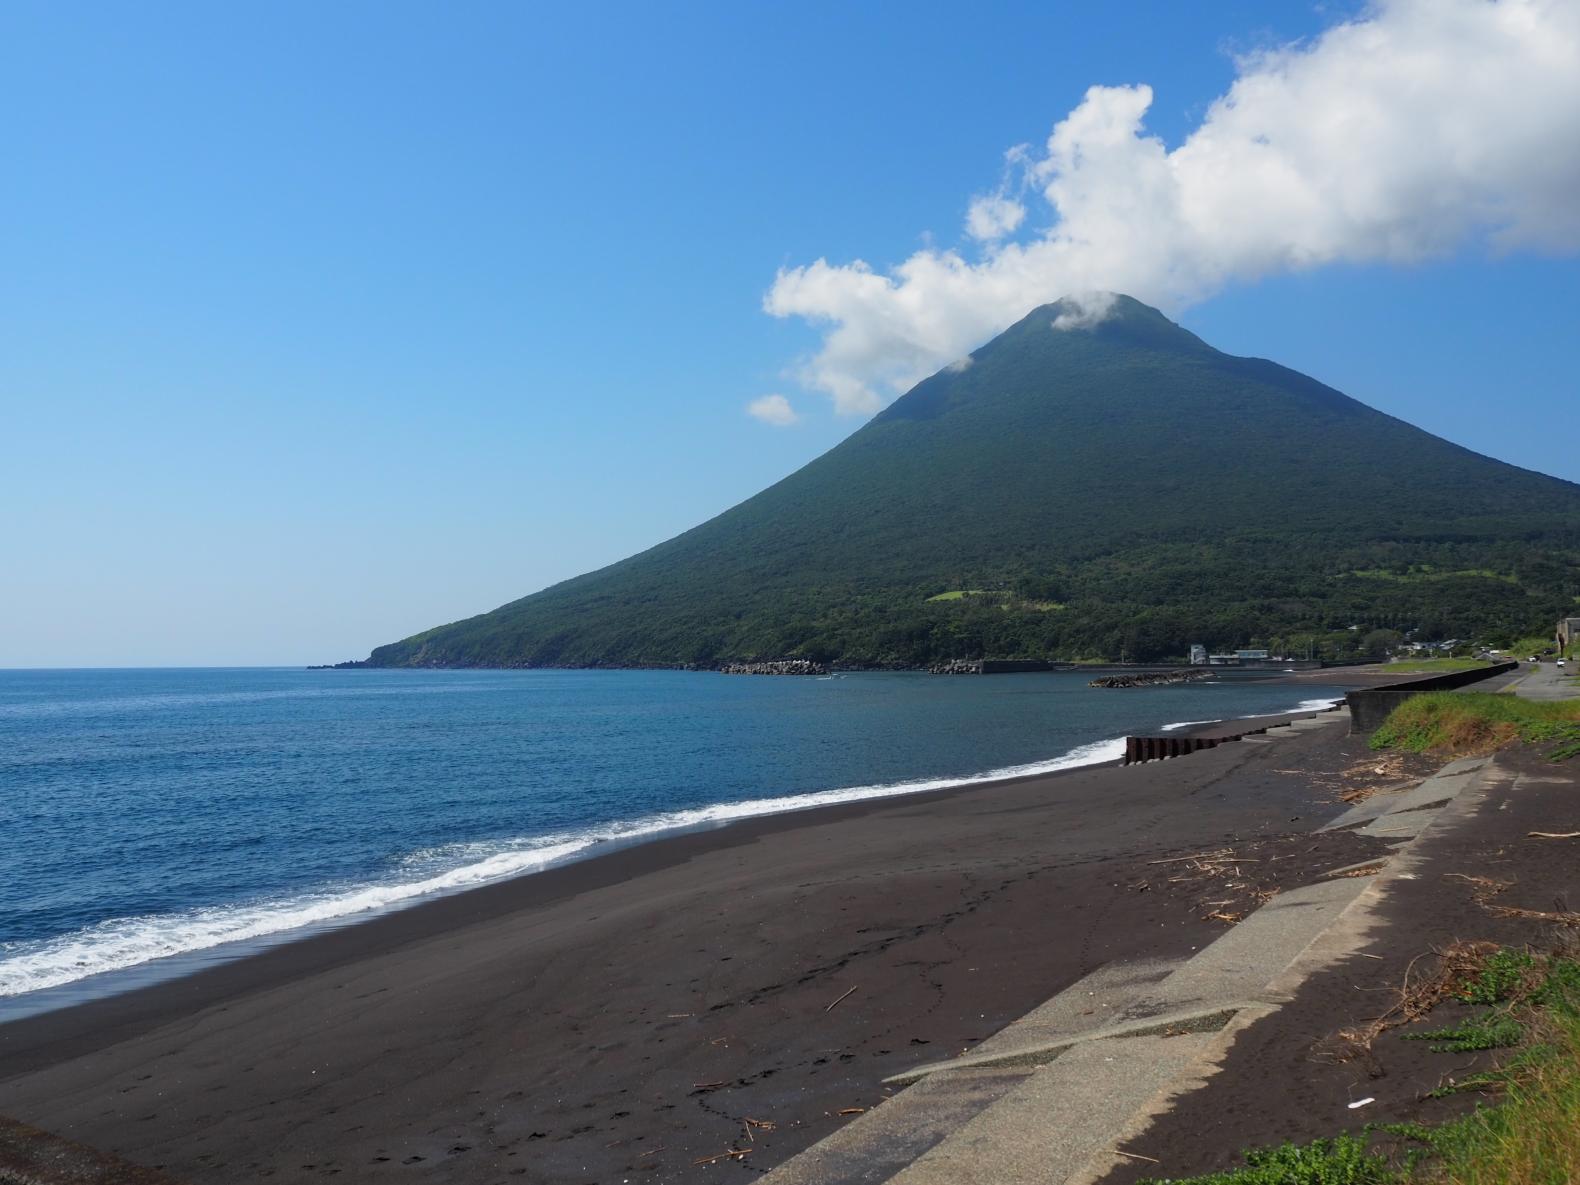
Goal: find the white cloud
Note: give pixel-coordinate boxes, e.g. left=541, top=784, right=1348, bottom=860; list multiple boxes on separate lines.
left=765, top=0, right=1580, bottom=415
left=965, top=194, right=1026, bottom=242
left=1050, top=291, right=1119, bottom=332
left=746, top=393, right=799, bottom=426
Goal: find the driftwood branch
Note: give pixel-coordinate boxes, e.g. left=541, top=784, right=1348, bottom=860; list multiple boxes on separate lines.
left=825, top=985, right=859, bottom=1012
left=692, top=1148, right=751, bottom=1165
left=1110, top=1148, right=1161, bottom=1163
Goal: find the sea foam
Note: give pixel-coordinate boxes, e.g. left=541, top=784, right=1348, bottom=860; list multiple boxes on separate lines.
left=1159, top=696, right=1340, bottom=732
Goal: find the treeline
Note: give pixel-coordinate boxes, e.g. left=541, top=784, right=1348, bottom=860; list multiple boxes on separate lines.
left=372, top=531, right=1579, bottom=669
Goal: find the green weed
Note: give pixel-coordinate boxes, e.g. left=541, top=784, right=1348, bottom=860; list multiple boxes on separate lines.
left=1139, top=1135, right=1395, bottom=1185
left=1394, top=1013, right=1580, bottom=1184
left=1140, top=949, right=1580, bottom=1183
left=1407, top=1010, right=1524, bottom=1053
left=1456, top=949, right=1538, bottom=1005
left=1530, top=957, right=1580, bottom=1015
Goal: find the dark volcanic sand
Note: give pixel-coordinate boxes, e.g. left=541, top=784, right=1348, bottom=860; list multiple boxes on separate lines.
left=1097, top=743, right=1580, bottom=1184
left=0, top=714, right=1388, bottom=1184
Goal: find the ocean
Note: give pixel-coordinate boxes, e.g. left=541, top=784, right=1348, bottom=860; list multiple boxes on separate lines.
left=0, top=667, right=1347, bottom=1016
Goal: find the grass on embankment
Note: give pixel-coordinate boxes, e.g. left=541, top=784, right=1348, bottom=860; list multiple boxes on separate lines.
left=1141, top=947, right=1580, bottom=1185
left=1369, top=692, right=1580, bottom=762
left=1137, top=1014, right=1580, bottom=1184
left=1413, top=1012, right=1580, bottom=1184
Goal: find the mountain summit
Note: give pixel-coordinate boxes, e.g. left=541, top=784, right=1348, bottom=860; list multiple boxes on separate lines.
left=366, top=296, right=1580, bottom=667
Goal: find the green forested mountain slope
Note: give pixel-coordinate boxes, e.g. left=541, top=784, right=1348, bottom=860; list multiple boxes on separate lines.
left=366, top=296, right=1580, bottom=667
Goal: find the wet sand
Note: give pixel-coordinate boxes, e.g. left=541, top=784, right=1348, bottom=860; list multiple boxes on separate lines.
left=0, top=708, right=1386, bottom=1184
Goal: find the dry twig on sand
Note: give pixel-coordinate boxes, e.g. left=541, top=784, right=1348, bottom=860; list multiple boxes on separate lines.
left=825, top=985, right=858, bottom=1012
left=1145, top=845, right=1290, bottom=925
left=1330, top=941, right=1505, bottom=1061
left=1484, top=902, right=1580, bottom=925
left=1528, top=831, right=1580, bottom=839
left=1332, top=754, right=1419, bottom=805
left=1147, top=849, right=1233, bottom=865
left=1110, top=1148, right=1162, bottom=1164
left=1347, top=754, right=1411, bottom=782
left=1441, top=872, right=1580, bottom=923
left=693, top=1148, right=751, bottom=1166
left=1445, top=873, right=1513, bottom=902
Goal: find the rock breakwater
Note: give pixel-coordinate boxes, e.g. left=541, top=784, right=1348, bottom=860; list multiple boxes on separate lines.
left=1089, top=670, right=1214, bottom=688
left=719, top=660, right=828, bottom=676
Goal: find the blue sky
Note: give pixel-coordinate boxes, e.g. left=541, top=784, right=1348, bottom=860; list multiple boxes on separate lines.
left=4, top=1, right=1577, bottom=667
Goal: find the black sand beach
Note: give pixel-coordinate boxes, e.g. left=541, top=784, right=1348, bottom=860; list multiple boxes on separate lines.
left=0, top=698, right=1406, bottom=1184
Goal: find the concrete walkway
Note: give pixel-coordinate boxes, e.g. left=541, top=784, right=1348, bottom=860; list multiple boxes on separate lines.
left=763, top=718, right=1497, bottom=1185
left=1506, top=661, right=1580, bottom=702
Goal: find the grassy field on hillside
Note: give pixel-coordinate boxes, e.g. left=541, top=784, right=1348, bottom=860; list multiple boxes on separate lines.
left=1348, top=567, right=1517, bottom=584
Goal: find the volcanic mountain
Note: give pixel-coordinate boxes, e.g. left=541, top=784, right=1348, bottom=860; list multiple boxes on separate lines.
left=365, top=295, right=1580, bottom=667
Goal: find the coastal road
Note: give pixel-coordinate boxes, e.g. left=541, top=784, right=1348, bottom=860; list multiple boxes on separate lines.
left=1508, top=661, right=1580, bottom=702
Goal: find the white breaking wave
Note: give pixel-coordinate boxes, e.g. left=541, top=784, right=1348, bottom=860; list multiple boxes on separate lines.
left=1159, top=696, right=1342, bottom=733
left=1258, top=697, right=1345, bottom=717
left=0, top=735, right=1125, bottom=999
left=0, top=838, right=595, bottom=999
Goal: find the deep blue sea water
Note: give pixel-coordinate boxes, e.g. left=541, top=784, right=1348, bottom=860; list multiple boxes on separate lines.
left=0, top=667, right=1348, bottom=1014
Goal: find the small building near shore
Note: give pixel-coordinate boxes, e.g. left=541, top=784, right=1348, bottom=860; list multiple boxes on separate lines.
left=1205, top=648, right=1273, bottom=665
left=1189, top=643, right=1207, bottom=665
left=1559, top=617, right=1580, bottom=653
